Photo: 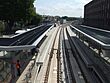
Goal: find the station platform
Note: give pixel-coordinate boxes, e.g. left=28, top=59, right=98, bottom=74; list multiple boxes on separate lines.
left=16, top=25, right=59, bottom=83
left=0, top=24, right=54, bottom=83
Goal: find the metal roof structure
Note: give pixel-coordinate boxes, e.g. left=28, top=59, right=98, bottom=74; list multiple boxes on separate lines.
left=70, top=25, right=110, bottom=49
left=0, top=24, right=53, bottom=51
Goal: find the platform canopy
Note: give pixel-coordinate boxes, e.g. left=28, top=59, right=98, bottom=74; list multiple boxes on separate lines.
left=70, top=25, right=110, bottom=49
left=0, top=45, right=36, bottom=51
left=0, top=24, right=53, bottom=51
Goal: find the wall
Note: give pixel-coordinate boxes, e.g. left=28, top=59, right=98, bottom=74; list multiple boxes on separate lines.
left=84, top=0, right=110, bottom=30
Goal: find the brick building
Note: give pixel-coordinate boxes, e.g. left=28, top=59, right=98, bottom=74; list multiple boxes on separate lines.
left=84, top=0, right=110, bottom=30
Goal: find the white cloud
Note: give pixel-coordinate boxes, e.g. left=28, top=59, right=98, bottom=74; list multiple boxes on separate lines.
left=34, top=0, right=92, bottom=17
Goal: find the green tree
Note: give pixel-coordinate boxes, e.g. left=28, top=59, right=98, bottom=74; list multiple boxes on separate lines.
left=0, top=21, right=5, bottom=35
left=62, top=16, right=68, bottom=19
left=30, top=14, right=42, bottom=25
left=0, top=0, right=36, bottom=33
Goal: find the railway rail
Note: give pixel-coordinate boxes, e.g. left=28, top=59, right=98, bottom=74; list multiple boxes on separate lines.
left=62, top=26, right=76, bottom=83
left=43, top=26, right=61, bottom=83
left=65, top=26, right=110, bottom=83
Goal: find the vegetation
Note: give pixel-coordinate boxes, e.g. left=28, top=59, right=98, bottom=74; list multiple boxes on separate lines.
left=30, top=14, right=42, bottom=26
left=0, top=0, right=42, bottom=34
left=62, top=16, right=68, bottom=19
left=0, top=21, right=5, bottom=35
left=62, top=16, right=82, bottom=21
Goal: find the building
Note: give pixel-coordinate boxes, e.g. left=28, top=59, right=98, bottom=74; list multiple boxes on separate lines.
left=84, top=0, right=110, bottom=30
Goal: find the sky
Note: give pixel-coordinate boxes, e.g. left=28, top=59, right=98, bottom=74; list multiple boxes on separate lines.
left=34, top=0, right=92, bottom=17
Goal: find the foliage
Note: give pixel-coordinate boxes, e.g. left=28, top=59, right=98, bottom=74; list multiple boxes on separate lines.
left=0, top=0, right=37, bottom=34
left=62, top=16, right=82, bottom=21
left=0, top=21, right=5, bottom=35
left=62, top=16, right=68, bottom=19
left=30, top=14, right=42, bottom=25
left=0, top=0, right=35, bottom=22
left=0, top=21, right=5, bottom=31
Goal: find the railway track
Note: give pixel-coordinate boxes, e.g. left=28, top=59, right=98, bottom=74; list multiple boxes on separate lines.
left=64, top=26, right=110, bottom=83
left=62, top=26, right=76, bottom=83
left=43, top=26, right=61, bottom=83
